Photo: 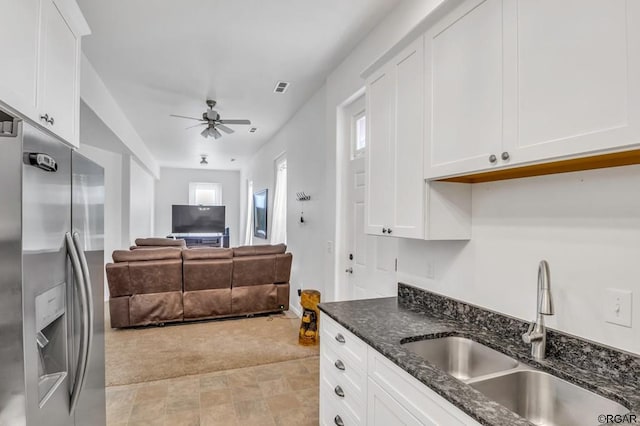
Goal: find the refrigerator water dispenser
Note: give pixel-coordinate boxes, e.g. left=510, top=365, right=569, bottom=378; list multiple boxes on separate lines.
left=35, top=283, right=68, bottom=407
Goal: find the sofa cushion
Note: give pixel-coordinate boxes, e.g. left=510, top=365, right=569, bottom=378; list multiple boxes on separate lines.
left=129, top=291, right=183, bottom=326
left=134, top=238, right=186, bottom=248
left=183, top=289, right=232, bottom=319
left=106, top=262, right=131, bottom=297
left=183, top=259, right=233, bottom=291
left=130, top=259, right=183, bottom=294
left=182, top=248, right=233, bottom=260
left=113, top=247, right=182, bottom=262
left=232, top=255, right=276, bottom=287
left=231, top=284, right=278, bottom=314
left=233, top=244, right=286, bottom=257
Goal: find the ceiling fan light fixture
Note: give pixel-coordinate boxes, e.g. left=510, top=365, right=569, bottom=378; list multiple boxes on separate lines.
left=212, top=128, right=222, bottom=140
left=200, top=127, right=209, bottom=138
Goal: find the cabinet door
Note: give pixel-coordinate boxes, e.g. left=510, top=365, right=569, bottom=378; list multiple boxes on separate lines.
left=0, top=0, right=40, bottom=117
left=424, top=0, right=505, bottom=179
left=38, top=0, right=80, bottom=146
left=365, top=65, right=395, bottom=236
left=504, top=0, right=640, bottom=164
left=392, top=38, right=425, bottom=239
left=367, top=378, right=425, bottom=426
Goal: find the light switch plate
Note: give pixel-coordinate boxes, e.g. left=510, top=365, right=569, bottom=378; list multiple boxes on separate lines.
left=604, top=288, right=632, bottom=327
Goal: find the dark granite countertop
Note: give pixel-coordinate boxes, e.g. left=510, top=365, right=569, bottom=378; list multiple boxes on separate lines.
left=318, top=285, right=640, bottom=426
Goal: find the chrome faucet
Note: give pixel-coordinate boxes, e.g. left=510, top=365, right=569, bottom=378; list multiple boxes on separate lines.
left=522, top=260, right=554, bottom=360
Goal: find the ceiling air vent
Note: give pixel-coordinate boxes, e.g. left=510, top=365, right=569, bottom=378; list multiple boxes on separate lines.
left=249, top=127, right=258, bottom=133
left=273, top=81, right=290, bottom=94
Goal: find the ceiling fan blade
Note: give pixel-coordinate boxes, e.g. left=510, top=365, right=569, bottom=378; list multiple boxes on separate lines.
left=200, top=127, right=210, bottom=138
left=211, top=128, right=223, bottom=140
left=186, top=123, right=207, bottom=129
left=217, top=124, right=235, bottom=134
left=218, top=119, right=251, bottom=125
left=170, top=114, right=205, bottom=122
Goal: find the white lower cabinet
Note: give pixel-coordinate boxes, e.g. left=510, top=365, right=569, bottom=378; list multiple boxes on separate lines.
left=319, top=315, right=481, bottom=426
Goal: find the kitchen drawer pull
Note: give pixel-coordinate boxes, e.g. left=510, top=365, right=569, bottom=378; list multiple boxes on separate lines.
left=334, top=359, right=345, bottom=371
left=334, top=385, right=345, bottom=398
left=335, top=333, right=345, bottom=343
left=334, top=415, right=344, bottom=426
left=489, top=154, right=497, bottom=164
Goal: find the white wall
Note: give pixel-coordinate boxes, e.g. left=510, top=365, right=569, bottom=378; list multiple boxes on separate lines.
left=77, top=144, right=123, bottom=300
left=241, top=88, right=327, bottom=314
left=155, top=168, right=241, bottom=247
left=397, top=166, right=640, bottom=355
left=128, top=159, right=155, bottom=243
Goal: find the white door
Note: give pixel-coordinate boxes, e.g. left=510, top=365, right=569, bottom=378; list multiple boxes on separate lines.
left=38, top=0, right=80, bottom=145
left=367, top=379, right=425, bottom=426
left=503, top=0, right=640, bottom=164
left=424, top=0, right=505, bottom=179
left=343, top=97, right=398, bottom=300
left=0, top=0, right=40, bottom=118
left=365, top=65, right=395, bottom=235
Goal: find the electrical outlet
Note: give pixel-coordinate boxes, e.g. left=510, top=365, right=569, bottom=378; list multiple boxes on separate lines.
left=604, top=288, right=632, bottom=328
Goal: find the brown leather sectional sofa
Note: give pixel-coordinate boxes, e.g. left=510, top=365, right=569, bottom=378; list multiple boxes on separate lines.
left=105, top=244, right=292, bottom=328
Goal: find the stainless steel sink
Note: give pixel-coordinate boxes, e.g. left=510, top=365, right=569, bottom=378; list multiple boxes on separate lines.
left=469, top=370, right=629, bottom=426
left=401, top=336, right=519, bottom=380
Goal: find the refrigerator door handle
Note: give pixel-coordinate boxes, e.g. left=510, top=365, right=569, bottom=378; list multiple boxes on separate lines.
left=72, top=231, right=94, bottom=376
left=65, top=232, right=90, bottom=415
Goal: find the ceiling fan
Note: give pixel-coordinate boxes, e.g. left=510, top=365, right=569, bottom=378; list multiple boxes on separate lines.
left=170, top=100, right=251, bottom=139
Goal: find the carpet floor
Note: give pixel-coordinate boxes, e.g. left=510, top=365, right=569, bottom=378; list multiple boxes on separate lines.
left=105, top=311, right=319, bottom=387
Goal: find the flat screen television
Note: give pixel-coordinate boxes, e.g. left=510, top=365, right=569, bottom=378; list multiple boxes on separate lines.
left=171, top=205, right=225, bottom=234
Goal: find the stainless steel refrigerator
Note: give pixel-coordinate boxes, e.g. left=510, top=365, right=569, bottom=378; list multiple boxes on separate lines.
left=0, top=107, right=106, bottom=426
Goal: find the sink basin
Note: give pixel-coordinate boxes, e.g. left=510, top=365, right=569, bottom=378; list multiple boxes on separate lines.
left=470, top=370, right=629, bottom=426
left=401, top=336, right=518, bottom=380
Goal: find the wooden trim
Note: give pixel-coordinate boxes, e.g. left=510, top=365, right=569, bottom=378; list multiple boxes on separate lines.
left=437, top=149, right=640, bottom=183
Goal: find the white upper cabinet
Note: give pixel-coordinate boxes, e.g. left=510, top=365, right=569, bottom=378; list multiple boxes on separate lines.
left=424, top=0, right=640, bottom=180
left=366, top=38, right=425, bottom=239
left=0, top=0, right=89, bottom=148
left=504, top=0, right=640, bottom=164
left=424, top=0, right=505, bottom=179
left=0, top=0, right=41, bottom=118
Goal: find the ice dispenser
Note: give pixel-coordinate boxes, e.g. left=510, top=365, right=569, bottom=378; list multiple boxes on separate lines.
left=35, top=283, right=68, bottom=407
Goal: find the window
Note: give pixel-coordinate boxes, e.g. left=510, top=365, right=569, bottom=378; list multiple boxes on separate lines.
left=270, top=155, right=287, bottom=244
left=188, top=182, right=222, bottom=205
left=354, top=112, right=366, bottom=152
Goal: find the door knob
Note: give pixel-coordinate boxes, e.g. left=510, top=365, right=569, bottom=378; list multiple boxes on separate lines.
left=345, top=267, right=353, bottom=274
left=501, top=151, right=510, bottom=161
left=489, top=154, right=497, bottom=164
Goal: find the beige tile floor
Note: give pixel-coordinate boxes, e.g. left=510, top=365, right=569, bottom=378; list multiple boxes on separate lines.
left=106, top=356, right=320, bottom=426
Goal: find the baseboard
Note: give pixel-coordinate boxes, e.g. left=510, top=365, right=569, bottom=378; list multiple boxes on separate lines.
left=288, top=303, right=302, bottom=317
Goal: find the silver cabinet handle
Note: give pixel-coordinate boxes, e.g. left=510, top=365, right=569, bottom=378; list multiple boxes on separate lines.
left=334, top=359, right=345, bottom=371
left=382, top=227, right=387, bottom=233
left=40, top=114, right=50, bottom=123
left=48, top=116, right=55, bottom=125
left=66, top=233, right=90, bottom=414
left=387, top=228, right=392, bottom=234
left=489, top=154, right=497, bottom=163
left=334, top=385, right=345, bottom=398
left=345, top=267, right=353, bottom=274
left=335, top=333, right=345, bottom=343
left=334, top=415, right=344, bottom=426
left=501, top=151, right=510, bottom=161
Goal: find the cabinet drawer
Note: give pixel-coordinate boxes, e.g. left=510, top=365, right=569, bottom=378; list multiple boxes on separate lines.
left=367, top=348, right=480, bottom=425
left=321, top=314, right=367, bottom=367
left=321, top=395, right=361, bottom=426
left=321, top=372, right=365, bottom=425
left=321, top=342, right=366, bottom=401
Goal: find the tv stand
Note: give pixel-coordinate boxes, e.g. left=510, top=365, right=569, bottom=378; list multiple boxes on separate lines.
left=167, top=229, right=229, bottom=248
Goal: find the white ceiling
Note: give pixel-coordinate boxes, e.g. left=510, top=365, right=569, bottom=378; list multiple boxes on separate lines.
left=77, top=0, right=400, bottom=171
